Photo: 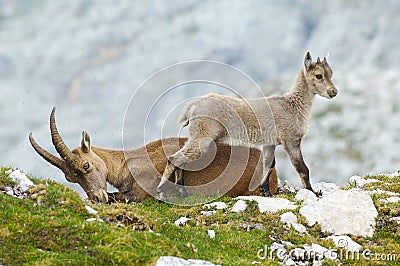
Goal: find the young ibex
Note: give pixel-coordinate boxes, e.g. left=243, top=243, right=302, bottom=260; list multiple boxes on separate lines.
left=29, top=108, right=279, bottom=203
left=158, top=51, right=338, bottom=199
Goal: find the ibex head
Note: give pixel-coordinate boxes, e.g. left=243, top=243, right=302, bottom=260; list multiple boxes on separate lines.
left=29, top=108, right=109, bottom=203
left=303, top=51, right=338, bottom=99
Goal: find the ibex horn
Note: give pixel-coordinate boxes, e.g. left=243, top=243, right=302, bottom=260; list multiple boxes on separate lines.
left=50, top=107, right=76, bottom=164
left=29, top=132, right=72, bottom=174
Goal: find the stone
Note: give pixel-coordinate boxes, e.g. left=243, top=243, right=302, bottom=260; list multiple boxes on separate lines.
left=386, top=171, right=400, bottom=178
left=8, top=169, right=35, bottom=192
left=203, top=202, right=227, bottom=210
left=379, top=196, right=400, bottom=203
left=299, top=189, right=378, bottom=237
left=235, top=196, right=296, bottom=213
left=280, top=212, right=307, bottom=234
left=312, top=182, right=339, bottom=195
left=280, top=212, right=298, bottom=224
left=389, top=217, right=400, bottom=224
left=156, top=256, right=220, bottom=266
left=282, top=180, right=296, bottom=193
left=85, top=205, right=99, bottom=215
left=231, top=200, right=247, bottom=212
left=291, top=223, right=307, bottom=234
left=207, top=230, right=215, bottom=239
left=327, top=235, right=362, bottom=252
left=349, top=175, right=381, bottom=188
left=284, top=258, right=296, bottom=265
left=295, top=189, right=318, bottom=205
left=200, top=210, right=216, bottom=217
left=86, top=218, right=103, bottom=223
left=270, top=242, right=287, bottom=260
left=174, top=217, right=191, bottom=226
left=365, top=189, right=398, bottom=196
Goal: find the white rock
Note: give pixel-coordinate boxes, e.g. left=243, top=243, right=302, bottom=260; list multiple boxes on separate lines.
left=156, top=256, right=220, bottom=266
left=207, top=230, right=215, bottom=239
left=231, top=200, right=247, bottom=212
left=303, top=243, right=338, bottom=261
left=281, top=241, right=294, bottom=247
left=8, top=169, right=35, bottom=192
left=280, top=212, right=298, bottom=224
left=313, top=182, right=339, bottom=195
left=282, top=180, right=296, bottom=193
left=366, top=189, right=398, bottom=196
left=235, top=196, right=297, bottom=213
left=380, top=196, right=400, bottom=203
left=389, top=217, right=400, bottom=224
left=327, top=235, right=362, bottom=252
left=174, top=217, right=191, bottom=226
left=290, top=247, right=306, bottom=260
left=200, top=210, right=216, bottom=217
left=385, top=171, right=400, bottom=178
left=203, top=202, right=228, bottom=210
left=291, top=223, right=307, bottom=234
left=349, top=175, right=381, bottom=188
left=270, top=242, right=287, bottom=260
left=295, top=189, right=318, bottom=204
left=284, top=258, right=296, bottom=265
left=270, top=242, right=285, bottom=251
left=86, top=218, right=97, bottom=222
left=85, top=205, right=99, bottom=215
left=312, top=260, right=324, bottom=266
left=280, top=212, right=307, bottom=234
left=299, top=189, right=378, bottom=237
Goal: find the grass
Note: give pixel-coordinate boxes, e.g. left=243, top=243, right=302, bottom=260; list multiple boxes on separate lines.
left=0, top=167, right=399, bottom=265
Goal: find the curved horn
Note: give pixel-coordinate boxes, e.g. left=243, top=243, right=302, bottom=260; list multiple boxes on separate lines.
left=29, top=132, right=71, bottom=174
left=50, top=107, right=76, bottom=164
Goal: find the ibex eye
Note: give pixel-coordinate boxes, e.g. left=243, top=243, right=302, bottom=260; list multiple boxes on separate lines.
left=83, top=162, right=90, bottom=170
left=316, top=74, right=323, bottom=80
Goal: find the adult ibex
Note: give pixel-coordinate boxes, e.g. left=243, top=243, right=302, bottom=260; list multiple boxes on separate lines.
left=158, top=51, right=338, bottom=199
left=29, top=108, right=279, bottom=203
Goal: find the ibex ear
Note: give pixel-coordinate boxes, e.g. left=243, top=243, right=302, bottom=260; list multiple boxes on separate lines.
left=323, top=52, right=330, bottom=63
left=81, top=130, right=91, bottom=153
left=317, top=57, right=321, bottom=63
left=304, top=51, right=312, bottom=71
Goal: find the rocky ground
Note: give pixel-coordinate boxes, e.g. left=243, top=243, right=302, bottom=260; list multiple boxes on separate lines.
left=1, top=167, right=400, bottom=265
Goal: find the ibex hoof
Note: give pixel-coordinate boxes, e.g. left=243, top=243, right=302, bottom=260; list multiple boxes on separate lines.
left=314, top=190, right=323, bottom=197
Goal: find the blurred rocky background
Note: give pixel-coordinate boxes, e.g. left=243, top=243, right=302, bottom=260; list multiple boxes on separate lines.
left=1, top=0, right=399, bottom=196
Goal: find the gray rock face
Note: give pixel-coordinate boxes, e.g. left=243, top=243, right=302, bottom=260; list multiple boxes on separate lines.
left=2, top=1, right=400, bottom=197
left=299, top=189, right=378, bottom=237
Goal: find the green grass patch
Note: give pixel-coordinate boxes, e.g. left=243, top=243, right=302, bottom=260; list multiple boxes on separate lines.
left=1, top=167, right=400, bottom=265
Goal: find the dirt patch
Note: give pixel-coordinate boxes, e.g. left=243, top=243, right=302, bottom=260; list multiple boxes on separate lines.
left=104, top=212, right=150, bottom=231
